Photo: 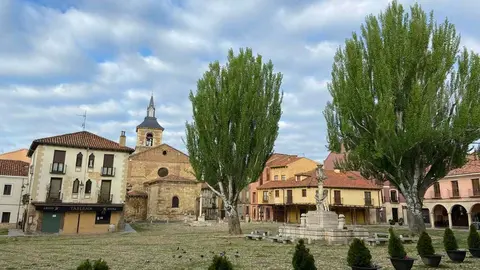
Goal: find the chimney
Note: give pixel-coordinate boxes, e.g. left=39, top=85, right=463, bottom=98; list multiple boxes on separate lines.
left=119, top=131, right=126, bottom=146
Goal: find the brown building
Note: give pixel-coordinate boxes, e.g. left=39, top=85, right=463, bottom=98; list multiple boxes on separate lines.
left=124, top=96, right=201, bottom=222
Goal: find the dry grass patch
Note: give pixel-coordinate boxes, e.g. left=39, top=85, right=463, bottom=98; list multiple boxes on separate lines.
left=0, top=223, right=479, bottom=269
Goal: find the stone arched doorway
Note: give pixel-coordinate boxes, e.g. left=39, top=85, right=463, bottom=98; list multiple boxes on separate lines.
left=432, top=204, right=448, bottom=228
left=471, top=204, right=480, bottom=223
left=451, top=204, right=469, bottom=227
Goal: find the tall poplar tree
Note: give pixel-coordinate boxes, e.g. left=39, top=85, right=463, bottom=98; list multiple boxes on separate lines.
left=185, top=48, right=283, bottom=234
left=324, top=1, right=480, bottom=233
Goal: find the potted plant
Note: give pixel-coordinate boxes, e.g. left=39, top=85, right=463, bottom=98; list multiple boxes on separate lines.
left=416, top=231, right=442, bottom=267
left=389, top=219, right=396, bottom=225
left=347, top=238, right=380, bottom=270
left=398, top=218, right=404, bottom=226
left=468, top=224, right=480, bottom=258
left=292, top=239, right=317, bottom=270
left=443, top=228, right=466, bottom=262
left=388, top=228, right=415, bottom=270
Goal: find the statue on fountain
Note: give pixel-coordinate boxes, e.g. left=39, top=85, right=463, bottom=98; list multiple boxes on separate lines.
left=315, top=164, right=330, bottom=212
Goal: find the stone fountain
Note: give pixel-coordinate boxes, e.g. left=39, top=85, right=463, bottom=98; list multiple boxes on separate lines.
left=278, top=164, right=369, bottom=245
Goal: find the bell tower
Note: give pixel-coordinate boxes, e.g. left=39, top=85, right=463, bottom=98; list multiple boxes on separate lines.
left=135, top=95, right=164, bottom=152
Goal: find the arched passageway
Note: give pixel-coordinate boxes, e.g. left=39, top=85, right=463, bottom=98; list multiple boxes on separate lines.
left=471, top=204, right=480, bottom=223
left=432, top=204, right=448, bottom=228
left=451, top=204, right=468, bottom=227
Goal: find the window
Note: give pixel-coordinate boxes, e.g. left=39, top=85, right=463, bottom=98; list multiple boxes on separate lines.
left=3, top=184, right=12, bottom=195
left=263, top=191, right=268, bottom=202
left=390, top=190, right=398, bottom=202
left=52, top=150, right=66, bottom=173
left=72, top=179, right=79, bottom=194
left=334, top=190, right=341, bottom=204
left=473, top=179, right=480, bottom=196
left=172, top=196, right=179, bottom=208
left=364, top=191, right=372, bottom=205
left=301, top=189, right=307, bottom=197
left=281, top=175, right=286, bottom=181
left=88, top=154, right=95, bottom=168
left=1, top=212, right=10, bottom=223
left=451, top=181, right=460, bottom=197
left=101, top=154, right=115, bottom=176
left=85, top=180, right=92, bottom=194
left=75, top=152, right=83, bottom=167
left=95, top=211, right=111, bottom=224
left=274, top=175, right=279, bottom=181
left=252, top=192, right=256, bottom=203
left=433, top=182, right=441, bottom=198
left=158, top=167, right=169, bottom=177
left=275, top=190, right=279, bottom=198
left=146, top=133, right=153, bottom=146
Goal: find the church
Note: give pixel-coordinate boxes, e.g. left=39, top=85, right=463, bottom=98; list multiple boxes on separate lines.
left=124, top=96, right=202, bottom=222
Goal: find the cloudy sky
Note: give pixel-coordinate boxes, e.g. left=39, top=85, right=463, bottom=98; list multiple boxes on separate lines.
left=1, top=0, right=479, bottom=162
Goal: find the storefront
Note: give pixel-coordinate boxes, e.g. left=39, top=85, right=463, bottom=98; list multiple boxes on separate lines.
left=29, top=203, right=123, bottom=234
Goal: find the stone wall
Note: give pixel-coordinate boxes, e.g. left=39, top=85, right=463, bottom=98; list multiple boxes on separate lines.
left=136, top=128, right=163, bottom=149
left=146, top=181, right=201, bottom=221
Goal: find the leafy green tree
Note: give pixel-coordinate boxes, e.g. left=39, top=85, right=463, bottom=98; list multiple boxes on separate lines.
left=292, top=239, right=317, bottom=270
left=185, top=47, right=283, bottom=234
left=347, top=238, right=373, bottom=267
left=324, top=0, right=480, bottom=234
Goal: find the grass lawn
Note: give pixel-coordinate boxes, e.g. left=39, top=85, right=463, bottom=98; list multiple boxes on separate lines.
left=1, top=223, right=479, bottom=269
left=0, top=228, right=8, bottom=235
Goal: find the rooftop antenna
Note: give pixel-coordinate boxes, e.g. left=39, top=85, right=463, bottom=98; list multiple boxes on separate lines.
left=77, top=110, right=87, bottom=131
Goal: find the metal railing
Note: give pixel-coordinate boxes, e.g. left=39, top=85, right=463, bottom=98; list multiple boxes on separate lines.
left=97, top=193, right=113, bottom=204
left=50, top=163, right=66, bottom=174
left=101, top=167, right=115, bottom=177
left=448, top=189, right=461, bottom=198
left=469, top=188, right=480, bottom=197
left=333, top=197, right=343, bottom=205
left=364, top=198, right=374, bottom=206
left=46, top=187, right=62, bottom=203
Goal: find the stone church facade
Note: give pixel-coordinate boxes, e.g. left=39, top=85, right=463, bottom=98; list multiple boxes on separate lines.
left=124, top=96, right=202, bottom=222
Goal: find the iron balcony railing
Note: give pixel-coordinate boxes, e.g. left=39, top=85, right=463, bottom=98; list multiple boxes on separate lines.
left=46, top=186, right=63, bottom=203
left=97, top=193, right=113, bottom=204
left=448, top=189, right=461, bottom=198
left=364, top=198, right=374, bottom=206
left=101, top=167, right=115, bottom=177
left=333, top=197, right=343, bottom=205
left=469, top=188, right=480, bottom=197
left=50, top=163, right=66, bottom=174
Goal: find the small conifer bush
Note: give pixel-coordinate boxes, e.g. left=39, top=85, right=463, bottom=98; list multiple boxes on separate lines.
left=417, top=231, right=435, bottom=257
left=347, top=238, right=372, bottom=267
left=468, top=224, right=480, bottom=249
left=292, top=239, right=317, bottom=270
left=388, top=227, right=407, bottom=258
left=443, top=228, right=458, bottom=251
left=208, top=255, right=234, bottom=270
left=76, top=259, right=109, bottom=270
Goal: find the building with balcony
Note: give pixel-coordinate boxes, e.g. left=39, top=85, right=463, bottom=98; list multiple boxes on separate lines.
left=23, top=131, right=134, bottom=234
left=423, top=155, right=480, bottom=228
left=256, top=169, right=382, bottom=224
left=247, top=153, right=318, bottom=222
left=0, top=159, right=29, bottom=228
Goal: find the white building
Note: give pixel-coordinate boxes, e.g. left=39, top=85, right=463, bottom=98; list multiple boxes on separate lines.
left=0, top=159, right=29, bottom=228
left=24, top=131, right=134, bottom=234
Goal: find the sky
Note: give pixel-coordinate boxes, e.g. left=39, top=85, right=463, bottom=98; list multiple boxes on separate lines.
left=1, top=0, right=480, bottom=162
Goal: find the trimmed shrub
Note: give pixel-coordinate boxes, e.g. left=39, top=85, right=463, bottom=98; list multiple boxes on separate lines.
left=76, top=259, right=109, bottom=270
left=443, top=228, right=458, bottom=251
left=208, top=255, right=234, bottom=270
left=347, top=238, right=372, bottom=267
left=388, top=227, right=407, bottom=258
left=417, top=231, right=435, bottom=257
left=292, top=239, right=317, bottom=270
left=468, top=224, right=480, bottom=249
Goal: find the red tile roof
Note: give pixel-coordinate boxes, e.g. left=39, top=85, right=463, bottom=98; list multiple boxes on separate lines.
left=257, top=169, right=381, bottom=190
left=0, top=159, right=29, bottom=177
left=28, top=131, right=135, bottom=156
left=447, top=155, right=480, bottom=176
left=0, top=149, right=30, bottom=163
left=267, top=153, right=301, bottom=167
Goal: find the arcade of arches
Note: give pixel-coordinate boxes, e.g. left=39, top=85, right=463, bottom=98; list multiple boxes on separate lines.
left=424, top=202, right=480, bottom=228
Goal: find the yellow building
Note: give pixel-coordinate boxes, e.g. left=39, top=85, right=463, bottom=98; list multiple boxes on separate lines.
left=257, top=169, right=382, bottom=224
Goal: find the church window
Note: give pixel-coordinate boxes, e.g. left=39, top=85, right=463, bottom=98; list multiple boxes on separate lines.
left=162, top=150, right=167, bottom=155
left=158, top=167, right=169, bottom=177
left=85, top=180, right=92, bottom=194
left=88, top=154, right=95, bottom=168
left=72, top=179, right=79, bottom=194
left=172, top=196, right=179, bottom=208
left=146, top=133, right=153, bottom=146
left=76, top=153, right=83, bottom=167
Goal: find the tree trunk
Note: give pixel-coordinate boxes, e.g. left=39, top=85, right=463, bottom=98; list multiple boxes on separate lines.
left=225, top=200, right=242, bottom=235
left=404, top=192, right=426, bottom=234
